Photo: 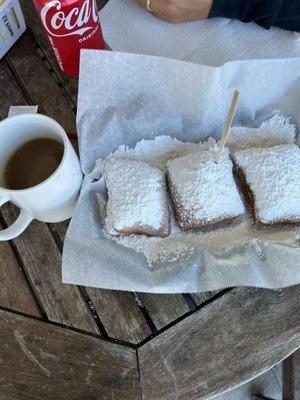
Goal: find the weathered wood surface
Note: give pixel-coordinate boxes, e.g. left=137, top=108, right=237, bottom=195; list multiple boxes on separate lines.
left=51, top=220, right=153, bottom=344
left=0, top=60, right=28, bottom=119
left=1, top=45, right=153, bottom=341
left=1, top=204, right=99, bottom=334
left=138, top=286, right=300, bottom=400
left=0, top=220, right=41, bottom=317
left=5, top=32, right=76, bottom=132
left=0, top=308, right=140, bottom=400
left=138, top=294, right=190, bottom=330
left=191, top=290, right=223, bottom=306
left=283, top=349, right=300, bottom=400
left=49, top=220, right=70, bottom=248
left=86, top=289, right=151, bottom=344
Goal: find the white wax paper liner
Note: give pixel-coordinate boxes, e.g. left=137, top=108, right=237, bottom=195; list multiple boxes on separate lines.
left=62, top=51, right=300, bottom=293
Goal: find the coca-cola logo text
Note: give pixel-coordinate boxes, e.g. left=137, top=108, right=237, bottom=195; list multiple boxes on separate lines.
left=41, top=0, right=98, bottom=37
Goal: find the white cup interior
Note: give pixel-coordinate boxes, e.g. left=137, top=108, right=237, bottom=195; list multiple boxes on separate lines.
left=0, top=114, right=65, bottom=189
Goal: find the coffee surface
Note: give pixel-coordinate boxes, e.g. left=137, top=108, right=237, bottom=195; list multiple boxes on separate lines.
left=4, top=138, right=64, bottom=190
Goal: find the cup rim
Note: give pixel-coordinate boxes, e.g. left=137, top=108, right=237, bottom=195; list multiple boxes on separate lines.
left=0, top=113, right=70, bottom=194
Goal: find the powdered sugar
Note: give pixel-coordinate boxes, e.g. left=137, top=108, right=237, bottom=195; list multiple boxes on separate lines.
left=228, top=114, right=296, bottom=150
left=98, top=135, right=217, bottom=170
left=233, top=144, right=300, bottom=224
left=100, top=136, right=217, bottom=265
left=167, top=147, right=245, bottom=228
left=99, top=117, right=298, bottom=267
left=104, top=158, right=169, bottom=236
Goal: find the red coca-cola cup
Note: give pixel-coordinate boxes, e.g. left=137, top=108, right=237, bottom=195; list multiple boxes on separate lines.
left=33, top=0, right=105, bottom=77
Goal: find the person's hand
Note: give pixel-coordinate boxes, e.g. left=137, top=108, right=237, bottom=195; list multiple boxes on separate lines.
left=137, top=0, right=213, bottom=23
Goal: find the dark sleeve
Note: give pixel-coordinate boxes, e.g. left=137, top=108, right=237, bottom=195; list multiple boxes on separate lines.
left=209, top=0, right=300, bottom=32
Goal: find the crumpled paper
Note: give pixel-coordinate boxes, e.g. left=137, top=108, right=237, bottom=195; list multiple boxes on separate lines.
left=62, top=50, right=300, bottom=293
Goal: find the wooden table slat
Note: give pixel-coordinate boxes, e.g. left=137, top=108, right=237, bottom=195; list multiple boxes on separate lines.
left=138, top=286, right=300, bottom=400
left=5, top=32, right=76, bottom=133
left=138, top=294, right=190, bottom=330
left=191, top=290, right=224, bottom=306
left=0, top=308, right=140, bottom=400
left=0, top=59, right=29, bottom=120
left=0, top=220, right=42, bottom=318
left=86, top=288, right=151, bottom=344
left=1, top=205, right=99, bottom=334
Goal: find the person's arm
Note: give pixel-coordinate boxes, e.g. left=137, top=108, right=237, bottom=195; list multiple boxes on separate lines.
left=137, top=0, right=300, bottom=31
left=209, top=0, right=300, bottom=31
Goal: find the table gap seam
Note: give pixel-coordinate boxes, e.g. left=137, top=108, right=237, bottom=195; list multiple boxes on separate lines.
left=46, top=223, right=110, bottom=337
left=136, top=348, right=144, bottom=400
left=133, top=292, right=158, bottom=335
left=135, top=288, right=234, bottom=348
left=182, top=294, right=197, bottom=311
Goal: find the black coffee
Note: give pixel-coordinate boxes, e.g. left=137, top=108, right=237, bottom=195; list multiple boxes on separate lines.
left=4, top=138, right=64, bottom=190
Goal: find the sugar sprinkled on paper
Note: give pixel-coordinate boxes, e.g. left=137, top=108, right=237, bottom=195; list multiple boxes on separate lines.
left=228, top=114, right=296, bottom=150
left=100, top=135, right=216, bottom=170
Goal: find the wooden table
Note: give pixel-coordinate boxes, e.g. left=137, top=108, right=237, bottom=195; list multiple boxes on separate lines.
left=0, top=1, right=299, bottom=399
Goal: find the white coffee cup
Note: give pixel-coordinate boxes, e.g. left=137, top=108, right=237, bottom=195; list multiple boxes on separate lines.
left=0, top=113, right=83, bottom=241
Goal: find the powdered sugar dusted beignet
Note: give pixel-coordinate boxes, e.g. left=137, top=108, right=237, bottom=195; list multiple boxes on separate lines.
left=167, top=148, right=245, bottom=231
left=104, top=158, right=170, bottom=237
left=232, top=144, right=300, bottom=227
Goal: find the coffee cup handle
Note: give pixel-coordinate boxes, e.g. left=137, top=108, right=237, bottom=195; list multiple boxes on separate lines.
left=0, top=195, right=33, bottom=241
